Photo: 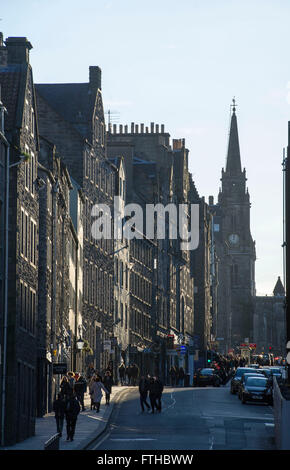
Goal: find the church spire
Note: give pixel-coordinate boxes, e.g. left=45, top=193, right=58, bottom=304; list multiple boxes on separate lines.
left=226, top=98, right=242, bottom=174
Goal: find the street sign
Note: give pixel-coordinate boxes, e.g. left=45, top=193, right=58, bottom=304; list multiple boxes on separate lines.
left=52, top=363, right=67, bottom=375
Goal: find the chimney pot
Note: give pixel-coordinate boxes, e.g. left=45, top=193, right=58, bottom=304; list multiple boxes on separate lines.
left=131, top=122, right=134, bottom=133
left=161, top=124, right=165, bottom=133
left=150, top=122, right=154, bottom=133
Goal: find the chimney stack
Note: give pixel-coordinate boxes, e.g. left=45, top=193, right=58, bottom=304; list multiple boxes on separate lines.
left=5, top=37, right=32, bottom=65
left=89, top=66, right=102, bottom=92
left=0, top=33, right=7, bottom=66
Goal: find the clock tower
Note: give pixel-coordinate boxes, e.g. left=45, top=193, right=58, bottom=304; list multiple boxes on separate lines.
left=213, top=100, right=256, bottom=351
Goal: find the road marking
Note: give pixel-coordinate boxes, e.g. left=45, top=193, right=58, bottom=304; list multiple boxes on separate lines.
left=265, top=423, right=275, bottom=427
left=110, top=438, right=157, bottom=441
left=202, top=415, right=274, bottom=421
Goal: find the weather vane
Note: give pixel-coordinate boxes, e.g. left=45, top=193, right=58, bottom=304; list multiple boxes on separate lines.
left=231, top=97, right=237, bottom=114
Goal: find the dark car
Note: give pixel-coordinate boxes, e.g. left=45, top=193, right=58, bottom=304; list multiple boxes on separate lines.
left=237, top=373, right=265, bottom=399
left=230, top=367, right=263, bottom=394
left=264, top=367, right=283, bottom=384
left=240, top=376, right=273, bottom=405
left=193, top=368, right=221, bottom=387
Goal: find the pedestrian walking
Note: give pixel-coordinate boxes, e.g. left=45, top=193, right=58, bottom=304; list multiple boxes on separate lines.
left=169, top=366, right=176, bottom=386
left=131, top=363, right=139, bottom=386
left=53, top=393, right=66, bottom=436
left=67, top=371, right=76, bottom=392
left=178, top=367, right=185, bottom=387
left=74, top=375, right=87, bottom=411
left=90, top=376, right=109, bottom=413
left=103, top=370, right=113, bottom=405
left=65, top=394, right=81, bottom=441
left=119, top=363, right=126, bottom=385
left=126, top=365, right=132, bottom=385
left=60, top=376, right=72, bottom=399
left=86, top=362, right=95, bottom=381
left=155, top=376, right=164, bottom=412
left=139, top=375, right=150, bottom=413
left=148, top=377, right=160, bottom=414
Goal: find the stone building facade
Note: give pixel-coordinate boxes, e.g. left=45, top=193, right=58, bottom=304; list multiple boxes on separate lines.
left=35, top=67, right=115, bottom=374
left=107, top=124, right=195, bottom=381
left=37, top=136, right=84, bottom=416
left=254, top=277, right=286, bottom=356
left=0, top=36, right=39, bottom=445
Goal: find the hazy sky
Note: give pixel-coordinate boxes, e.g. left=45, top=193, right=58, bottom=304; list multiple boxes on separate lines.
left=2, top=0, right=289, bottom=295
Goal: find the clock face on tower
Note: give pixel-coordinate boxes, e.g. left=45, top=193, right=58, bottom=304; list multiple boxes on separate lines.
left=228, top=234, right=239, bottom=245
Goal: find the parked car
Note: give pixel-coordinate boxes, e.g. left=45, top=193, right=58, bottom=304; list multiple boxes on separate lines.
left=266, top=367, right=284, bottom=384
left=230, top=367, right=262, bottom=394
left=193, top=368, right=221, bottom=387
left=240, top=376, right=273, bottom=405
left=248, top=364, right=260, bottom=369
left=237, top=372, right=265, bottom=399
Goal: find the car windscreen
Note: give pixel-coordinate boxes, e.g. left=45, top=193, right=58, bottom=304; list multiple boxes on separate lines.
left=246, top=377, right=268, bottom=387
left=200, top=369, right=213, bottom=375
left=243, top=374, right=262, bottom=382
left=235, top=368, right=257, bottom=378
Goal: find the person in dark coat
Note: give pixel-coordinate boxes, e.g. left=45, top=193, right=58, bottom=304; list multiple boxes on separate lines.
left=178, top=367, right=185, bottom=387
left=155, top=377, right=164, bottom=412
left=119, top=363, right=126, bottom=385
left=131, top=364, right=139, bottom=386
left=65, top=394, right=81, bottom=441
left=74, top=375, right=87, bottom=411
left=103, top=371, right=114, bottom=405
left=53, top=393, right=66, bottom=436
left=126, top=365, right=132, bottom=385
left=139, top=375, right=150, bottom=412
left=60, top=376, right=72, bottom=398
left=169, top=366, right=176, bottom=386
left=148, top=377, right=160, bottom=414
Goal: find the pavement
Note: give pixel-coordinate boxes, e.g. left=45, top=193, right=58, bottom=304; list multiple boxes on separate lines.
left=2, top=385, right=131, bottom=451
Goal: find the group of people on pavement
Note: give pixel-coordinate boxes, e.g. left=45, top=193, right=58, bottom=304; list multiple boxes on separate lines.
left=139, top=375, right=164, bottom=414
left=53, top=371, right=87, bottom=441
left=168, top=366, right=186, bottom=386
left=118, top=363, right=140, bottom=386
left=53, top=365, right=115, bottom=441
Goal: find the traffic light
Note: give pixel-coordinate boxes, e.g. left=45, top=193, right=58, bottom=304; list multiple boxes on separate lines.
left=269, top=346, right=272, bottom=351
left=207, top=351, right=212, bottom=363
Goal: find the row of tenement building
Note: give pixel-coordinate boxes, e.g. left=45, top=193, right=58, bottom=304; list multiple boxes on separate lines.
left=0, top=34, right=285, bottom=445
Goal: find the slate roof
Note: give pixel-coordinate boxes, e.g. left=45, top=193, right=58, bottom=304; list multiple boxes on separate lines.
left=0, top=63, right=23, bottom=131
left=35, top=83, right=92, bottom=139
